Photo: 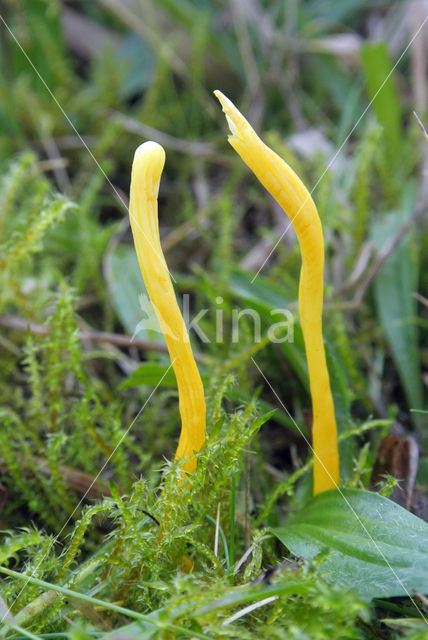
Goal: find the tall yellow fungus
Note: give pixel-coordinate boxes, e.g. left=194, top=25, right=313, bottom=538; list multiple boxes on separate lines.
left=129, top=141, right=206, bottom=475
left=214, top=91, right=339, bottom=495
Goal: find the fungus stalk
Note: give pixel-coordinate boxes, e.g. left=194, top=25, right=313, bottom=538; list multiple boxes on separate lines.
left=215, top=91, right=339, bottom=495
left=129, top=142, right=206, bottom=474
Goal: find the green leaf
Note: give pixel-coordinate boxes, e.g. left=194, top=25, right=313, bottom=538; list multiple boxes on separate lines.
left=121, top=362, right=210, bottom=389
left=360, top=42, right=402, bottom=160
left=371, top=204, right=423, bottom=425
left=120, top=362, right=178, bottom=388
left=271, top=488, right=428, bottom=599
left=305, top=0, right=375, bottom=26
left=115, top=34, right=156, bottom=100
left=228, top=267, right=291, bottom=314
left=106, top=244, right=162, bottom=340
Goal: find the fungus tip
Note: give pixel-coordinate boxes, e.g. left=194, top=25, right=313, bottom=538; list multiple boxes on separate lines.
left=134, top=141, right=166, bottom=170
left=132, top=142, right=166, bottom=188
left=213, top=90, right=249, bottom=143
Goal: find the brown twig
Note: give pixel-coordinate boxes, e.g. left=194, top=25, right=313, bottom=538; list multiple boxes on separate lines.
left=353, top=202, right=428, bottom=305
left=111, top=110, right=230, bottom=165
left=413, top=291, right=428, bottom=307
left=0, top=456, right=112, bottom=500
left=37, top=460, right=113, bottom=499
left=0, top=314, right=205, bottom=363
left=40, top=127, right=71, bottom=192
left=162, top=205, right=211, bottom=252
left=414, top=590, right=428, bottom=609
left=333, top=242, right=374, bottom=297
left=62, top=7, right=119, bottom=59
left=410, top=1, right=427, bottom=114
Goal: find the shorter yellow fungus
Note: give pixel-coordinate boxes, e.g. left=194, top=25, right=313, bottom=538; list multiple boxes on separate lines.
left=129, top=141, right=206, bottom=475
left=214, top=91, right=339, bottom=495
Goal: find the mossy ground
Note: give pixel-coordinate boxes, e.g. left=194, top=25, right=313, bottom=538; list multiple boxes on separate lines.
left=0, top=1, right=427, bottom=638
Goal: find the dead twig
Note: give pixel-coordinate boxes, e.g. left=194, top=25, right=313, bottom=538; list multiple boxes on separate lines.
left=0, top=456, right=112, bottom=500
left=62, top=7, right=119, bottom=60
left=0, top=314, right=204, bottom=363
left=353, top=202, right=428, bottom=305
left=414, top=591, right=428, bottom=609
left=413, top=291, right=428, bottom=307
left=333, top=242, right=374, bottom=297
left=410, top=1, right=427, bottom=114
left=40, top=127, right=71, bottom=192
left=111, top=111, right=230, bottom=165
left=414, top=110, right=428, bottom=141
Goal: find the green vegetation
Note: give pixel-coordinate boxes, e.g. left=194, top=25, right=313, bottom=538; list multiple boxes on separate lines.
left=0, top=1, right=427, bottom=638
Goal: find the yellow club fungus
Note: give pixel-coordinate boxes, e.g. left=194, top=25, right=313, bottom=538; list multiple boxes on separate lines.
left=129, top=141, right=206, bottom=475
left=214, top=90, right=339, bottom=495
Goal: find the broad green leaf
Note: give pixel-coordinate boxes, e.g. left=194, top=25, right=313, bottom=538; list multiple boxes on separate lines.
left=305, top=0, right=377, bottom=26
left=120, top=362, right=178, bottom=389
left=115, top=34, right=156, bottom=100
left=121, top=362, right=209, bottom=389
left=360, top=42, right=402, bottom=160
left=229, top=267, right=292, bottom=314
left=371, top=205, right=423, bottom=425
left=106, top=244, right=162, bottom=340
left=271, top=488, right=428, bottom=599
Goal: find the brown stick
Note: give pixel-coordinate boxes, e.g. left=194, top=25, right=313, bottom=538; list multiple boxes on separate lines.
left=111, top=110, right=228, bottom=163
left=0, top=314, right=205, bottom=363
left=0, top=456, right=112, bottom=500
left=353, top=202, right=428, bottom=305
left=413, top=291, right=428, bottom=308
